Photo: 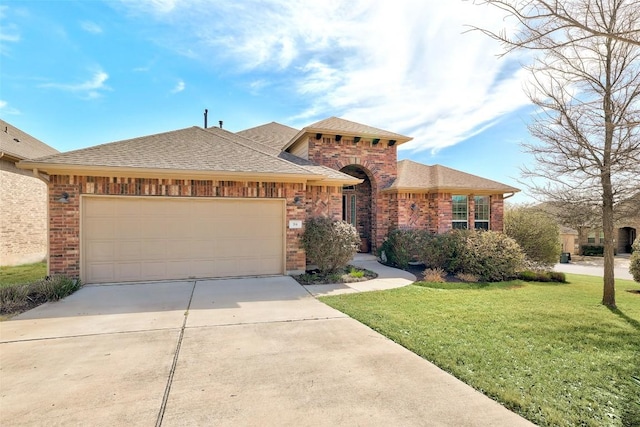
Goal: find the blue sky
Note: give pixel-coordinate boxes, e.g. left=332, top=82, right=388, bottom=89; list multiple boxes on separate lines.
left=1, top=0, right=536, bottom=203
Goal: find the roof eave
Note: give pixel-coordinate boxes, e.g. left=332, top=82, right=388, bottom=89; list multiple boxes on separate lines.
left=381, top=186, right=521, bottom=194
left=283, top=129, right=413, bottom=151
left=16, top=162, right=322, bottom=183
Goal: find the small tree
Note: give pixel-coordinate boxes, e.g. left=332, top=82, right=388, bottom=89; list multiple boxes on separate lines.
left=630, top=239, right=640, bottom=283
left=301, top=217, right=360, bottom=275
left=504, top=205, right=562, bottom=268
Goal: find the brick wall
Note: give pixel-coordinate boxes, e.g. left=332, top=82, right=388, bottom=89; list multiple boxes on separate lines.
left=48, top=175, right=321, bottom=278
left=0, top=159, right=48, bottom=266
left=307, top=136, right=397, bottom=250
left=490, top=194, right=505, bottom=231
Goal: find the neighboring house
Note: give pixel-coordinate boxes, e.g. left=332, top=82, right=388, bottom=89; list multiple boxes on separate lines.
left=0, top=119, right=59, bottom=266
left=18, top=117, right=518, bottom=284
left=544, top=202, right=639, bottom=255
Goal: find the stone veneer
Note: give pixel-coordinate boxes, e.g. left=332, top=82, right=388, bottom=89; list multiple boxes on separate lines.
left=47, top=175, right=325, bottom=278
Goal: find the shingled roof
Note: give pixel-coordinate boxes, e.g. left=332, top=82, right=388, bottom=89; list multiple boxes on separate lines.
left=18, top=125, right=360, bottom=185
left=0, top=119, right=58, bottom=161
left=385, top=160, right=519, bottom=194
left=236, top=122, right=298, bottom=151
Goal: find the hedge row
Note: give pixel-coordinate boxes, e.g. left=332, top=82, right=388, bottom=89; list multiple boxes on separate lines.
left=379, top=229, right=526, bottom=282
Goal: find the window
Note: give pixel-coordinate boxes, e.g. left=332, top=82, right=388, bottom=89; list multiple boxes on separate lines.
left=587, top=232, right=596, bottom=244
left=342, top=193, right=356, bottom=227
left=599, top=231, right=605, bottom=244
left=452, top=195, right=468, bottom=229
left=474, top=196, right=490, bottom=230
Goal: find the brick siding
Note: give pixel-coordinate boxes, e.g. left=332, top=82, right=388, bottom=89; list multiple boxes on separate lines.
left=307, top=136, right=397, bottom=250
left=48, top=175, right=318, bottom=278
left=0, top=159, right=48, bottom=266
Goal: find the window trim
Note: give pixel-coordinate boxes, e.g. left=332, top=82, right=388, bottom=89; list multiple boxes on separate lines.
left=474, top=195, right=490, bottom=230
left=452, top=195, right=468, bottom=229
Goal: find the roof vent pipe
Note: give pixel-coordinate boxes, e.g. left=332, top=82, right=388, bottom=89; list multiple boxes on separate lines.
left=204, top=109, right=208, bottom=129
left=219, top=120, right=223, bottom=129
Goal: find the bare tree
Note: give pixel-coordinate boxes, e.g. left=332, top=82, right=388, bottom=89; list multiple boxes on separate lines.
left=470, top=0, right=640, bottom=308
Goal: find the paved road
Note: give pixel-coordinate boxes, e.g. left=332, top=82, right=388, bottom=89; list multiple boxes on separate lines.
left=0, top=276, right=533, bottom=426
left=554, top=256, right=633, bottom=280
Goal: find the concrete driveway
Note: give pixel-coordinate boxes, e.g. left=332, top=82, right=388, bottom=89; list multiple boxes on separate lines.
left=1, top=277, right=533, bottom=426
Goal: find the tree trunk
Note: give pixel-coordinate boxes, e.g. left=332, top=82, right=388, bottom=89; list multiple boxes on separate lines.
left=601, top=185, right=616, bottom=308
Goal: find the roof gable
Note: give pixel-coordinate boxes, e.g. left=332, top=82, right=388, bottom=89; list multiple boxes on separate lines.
left=284, top=116, right=412, bottom=151
left=0, top=119, right=58, bottom=161
left=387, top=160, right=519, bottom=194
left=236, top=122, right=299, bottom=151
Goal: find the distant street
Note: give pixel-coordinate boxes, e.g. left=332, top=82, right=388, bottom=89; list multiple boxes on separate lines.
left=554, top=256, right=633, bottom=281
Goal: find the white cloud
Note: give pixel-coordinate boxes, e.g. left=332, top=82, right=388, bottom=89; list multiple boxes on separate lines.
left=171, top=79, right=185, bottom=93
left=80, top=20, right=103, bottom=34
left=40, top=69, right=110, bottom=99
left=116, top=0, right=532, bottom=153
left=0, top=100, right=20, bottom=115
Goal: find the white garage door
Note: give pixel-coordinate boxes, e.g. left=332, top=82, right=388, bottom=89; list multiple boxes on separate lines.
left=82, top=197, right=284, bottom=284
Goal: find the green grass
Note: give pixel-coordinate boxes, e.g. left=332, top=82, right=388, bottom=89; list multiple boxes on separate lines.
left=0, top=262, right=81, bottom=318
left=320, top=274, right=640, bottom=427
left=0, top=262, right=47, bottom=287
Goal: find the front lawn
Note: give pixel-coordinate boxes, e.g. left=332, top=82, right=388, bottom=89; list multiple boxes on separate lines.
left=0, top=262, right=47, bottom=287
left=320, top=274, right=640, bottom=427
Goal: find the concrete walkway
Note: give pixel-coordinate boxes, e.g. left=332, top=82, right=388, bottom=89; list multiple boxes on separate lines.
left=1, top=263, right=533, bottom=426
left=554, top=255, right=633, bottom=280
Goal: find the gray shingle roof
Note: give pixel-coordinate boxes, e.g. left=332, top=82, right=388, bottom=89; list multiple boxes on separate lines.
left=236, top=122, right=298, bottom=151
left=386, top=160, right=519, bottom=193
left=0, top=119, right=58, bottom=161
left=21, top=126, right=319, bottom=177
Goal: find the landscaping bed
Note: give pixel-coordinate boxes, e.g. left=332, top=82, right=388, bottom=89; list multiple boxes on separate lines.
left=293, top=265, right=377, bottom=286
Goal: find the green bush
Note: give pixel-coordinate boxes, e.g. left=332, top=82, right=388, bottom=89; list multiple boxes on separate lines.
left=630, top=240, right=640, bottom=283
left=504, top=206, right=561, bottom=268
left=581, top=245, right=604, bottom=256
left=420, top=231, right=466, bottom=270
left=379, top=228, right=429, bottom=269
left=453, top=230, right=525, bottom=282
left=0, top=276, right=82, bottom=315
left=518, top=270, right=567, bottom=283
left=301, top=217, right=360, bottom=275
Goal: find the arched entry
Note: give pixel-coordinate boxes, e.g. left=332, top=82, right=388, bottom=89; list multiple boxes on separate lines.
left=618, top=227, right=637, bottom=253
left=340, top=165, right=373, bottom=253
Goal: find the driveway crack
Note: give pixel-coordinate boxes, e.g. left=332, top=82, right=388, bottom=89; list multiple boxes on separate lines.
left=155, top=280, right=197, bottom=426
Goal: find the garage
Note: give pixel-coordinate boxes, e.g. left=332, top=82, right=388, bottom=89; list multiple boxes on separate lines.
left=82, top=196, right=285, bottom=284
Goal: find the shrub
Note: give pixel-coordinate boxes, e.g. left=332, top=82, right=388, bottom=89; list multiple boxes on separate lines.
left=420, top=231, right=465, bottom=270
left=301, top=217, right=360, bottom=275
left=423, top=267, right=446, bottom=282
left=453, top=230, right=525, bottom=282
left=0, top=276, right=81, bottom=315
left=518, top=270, right=566, bottom=283
left=379, top=228, right=428, bottom=269
left=630, top=239, right=640, bottom=283
left=581, top=245, right=604, bottom=256
left=504, top=205, right=561, bottom=268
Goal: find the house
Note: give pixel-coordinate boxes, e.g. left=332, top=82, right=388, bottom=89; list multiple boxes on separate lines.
left=1, top=119, right=59, bottom=266
left=17, top=117, right=518, bottom=284
left=542, top=201, right=639, bottom=255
